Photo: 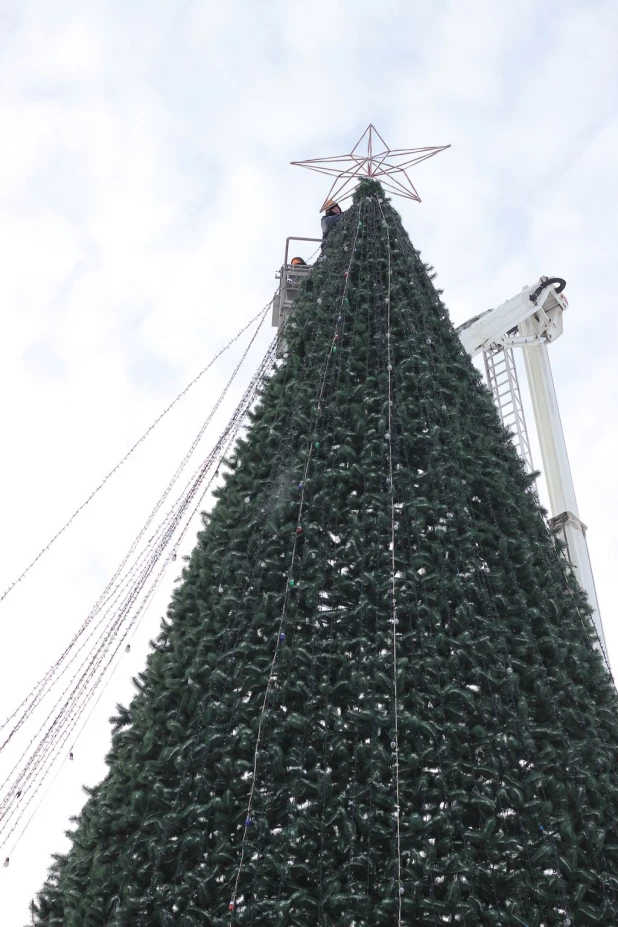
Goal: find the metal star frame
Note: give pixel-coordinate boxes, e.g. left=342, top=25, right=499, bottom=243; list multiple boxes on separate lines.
left=291, top=124, right=450, bottom=210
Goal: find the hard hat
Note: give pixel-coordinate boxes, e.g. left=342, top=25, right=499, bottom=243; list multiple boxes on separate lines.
left=321, top=198, right=340, bottom=213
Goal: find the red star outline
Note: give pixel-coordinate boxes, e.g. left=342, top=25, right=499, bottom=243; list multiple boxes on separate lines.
left=291, top=124, right=450, bottom=210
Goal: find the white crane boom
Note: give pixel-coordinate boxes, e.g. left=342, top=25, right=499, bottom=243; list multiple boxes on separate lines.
left=457, top=278, right=608, bottom=659
left=457, top=276, right=567, bottom=357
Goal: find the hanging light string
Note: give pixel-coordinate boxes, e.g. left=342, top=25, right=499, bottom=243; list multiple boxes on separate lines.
left=346, top=198, right=534, bottom=921
left=227, top=209, right=365, bottom=918
left=1, top=438, right=269, bottom=858
left=1, top=548, right=176, bottom=861
left=219, top=271, right=356, bottom=917
left=359, top=221, right=393, bottom=922
left=389, top=218, right=580, bottom=922
left=0, top=310, right=271, bottom=754
left=398, top=219, right=605, bottom=921
left=350, top=198, right=573, bottom=923
left=0, top=382, right=275, bottom=864
left=309, top=252, right=361, bottom=926
left=131, top=261, right=344, bottom=923
left=390, top=225, right=556, bottom=919
left=0, top=382, right=266, bottom=854
left=372, top=200, right=477, bottom=926
left=374, top=205, right=466, bottom=926
left=0, top=303, right=271, bottom=608
left=2, top=399, right=254, bottom=864
left=112, top=405, right=292, bottom=917
left=375, top=196, right=403, bottom=923
left=2, top=312, right=271, bottom=750
left=0, top=329, right=277, bottom=855
left=265, top=208, right=389, bottom=922
left=313, top=198, right=400, bottom=923
left=0, top=334, right=276, bottom=836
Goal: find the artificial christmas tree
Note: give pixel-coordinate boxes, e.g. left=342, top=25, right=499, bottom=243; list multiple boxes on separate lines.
left=30, top=179, right=618, bottom=927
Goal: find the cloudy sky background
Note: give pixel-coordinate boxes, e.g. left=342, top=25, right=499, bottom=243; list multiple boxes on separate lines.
left=1, top=0, right=617, bottom=922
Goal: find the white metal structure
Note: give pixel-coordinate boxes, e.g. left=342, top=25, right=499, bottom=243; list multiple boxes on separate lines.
left=483, top=344, right=534, bottom=472
left=457, top=278, right=607, bottom=657
left=272, top=237, right=320, bottom=332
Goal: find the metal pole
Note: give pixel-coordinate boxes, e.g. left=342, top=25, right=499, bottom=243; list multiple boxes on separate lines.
left=519, top=320, right=608, bottom=656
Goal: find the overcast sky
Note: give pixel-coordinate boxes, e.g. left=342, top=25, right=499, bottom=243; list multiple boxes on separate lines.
left=1, top=1, right=617, bottom=922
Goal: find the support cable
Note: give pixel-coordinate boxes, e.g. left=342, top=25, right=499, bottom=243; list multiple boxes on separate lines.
left=131, top=295, right=336, bottom=921
left=129, top=325, right=314, bottom=922
left=0, top=303, right=270, bottom=607
left=0, top=333, right=277, bottom=852
left=1, top=419, right=237, bottom=857
left=228, top=212, right=363, bottom=918
left=0, top=308, right=270, bottom=751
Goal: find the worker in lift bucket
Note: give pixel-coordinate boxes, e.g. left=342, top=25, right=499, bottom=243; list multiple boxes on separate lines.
left=321, top=200, right=343, bottom=244
left=286, top=256, right=308, bottom=288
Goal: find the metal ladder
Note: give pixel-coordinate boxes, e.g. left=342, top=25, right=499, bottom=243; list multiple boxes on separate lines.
left=483, top=343, right=534, bottom=472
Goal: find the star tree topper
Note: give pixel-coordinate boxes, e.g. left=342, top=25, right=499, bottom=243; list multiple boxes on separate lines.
left=291, top=124, right=450, bottom=211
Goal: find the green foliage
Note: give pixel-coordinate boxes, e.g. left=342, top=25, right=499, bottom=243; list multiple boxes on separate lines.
left=30, top=178, right=618, bottom=926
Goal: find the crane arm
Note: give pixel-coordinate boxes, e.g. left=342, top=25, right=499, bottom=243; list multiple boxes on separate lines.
left=457, top=276, right=568, bottom=357
left=456, top=276, right=608, bottom=662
